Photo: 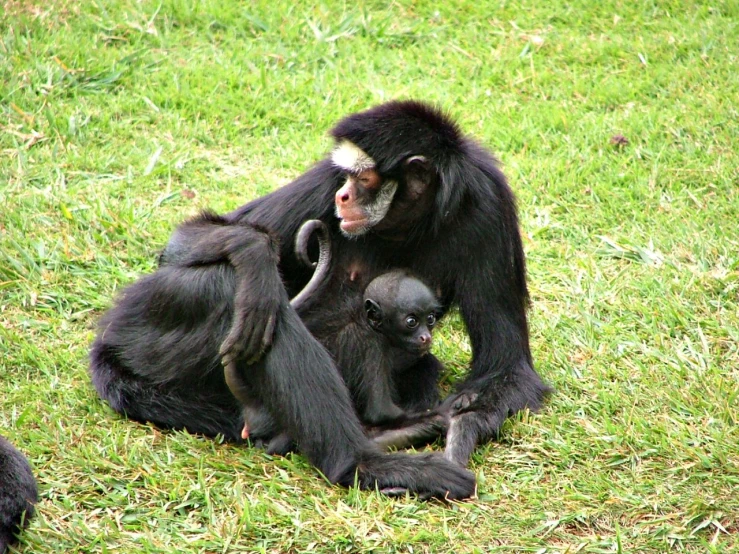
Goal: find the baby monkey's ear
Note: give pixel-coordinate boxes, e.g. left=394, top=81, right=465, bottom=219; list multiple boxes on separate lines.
left=364, top=299, right=384, bottom=330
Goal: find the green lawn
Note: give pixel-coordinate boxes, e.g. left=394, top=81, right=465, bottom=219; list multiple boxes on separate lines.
left=1, top=1, right=738, bottom=552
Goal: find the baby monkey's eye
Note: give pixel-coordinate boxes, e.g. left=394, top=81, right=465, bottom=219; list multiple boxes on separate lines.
left=405, top=316, right=419, bottom=329
left=427, top=313, right=437, bottom=327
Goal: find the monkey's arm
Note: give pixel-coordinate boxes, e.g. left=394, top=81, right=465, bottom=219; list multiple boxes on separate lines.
left=394, top=354, right=443, bottom=412
left=331, top=326, right=405, bottom=425
left=445, top=227, right=551, bottom=466
left=366, top=412, right=447, bottom=450
left=366, top=392, right=478, bottom=451
left=161, top=212, right=283, bottom=365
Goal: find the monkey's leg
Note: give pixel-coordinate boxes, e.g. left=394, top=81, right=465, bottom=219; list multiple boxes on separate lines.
left=90, top=262, right=247, bottom=440
left=161, top=212, right=284, bottom=365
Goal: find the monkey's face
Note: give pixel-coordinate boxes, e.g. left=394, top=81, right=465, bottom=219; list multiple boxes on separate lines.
left=334, top=168, right=398, bottom=236
left=393, top=310, right=437, bottom=355
left=331, top=140, right=397, bottom=236
left=366, top=302, right=438, bottom=355
left=331, top=141, right=434, bottom=238
left=364, top=275, right=441, bottom=355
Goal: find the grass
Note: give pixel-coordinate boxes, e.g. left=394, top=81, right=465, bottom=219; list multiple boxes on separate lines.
left=1, top=0, right=738, bottom=552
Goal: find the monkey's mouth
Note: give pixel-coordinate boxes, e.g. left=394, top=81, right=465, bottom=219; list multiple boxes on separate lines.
left=339, top=217, right=370, bottom=234
left=417, top=344, right=432, bottom=355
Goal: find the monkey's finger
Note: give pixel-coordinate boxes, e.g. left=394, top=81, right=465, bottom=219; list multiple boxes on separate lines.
left=218, top=339, right=230, bottom=359
left=244, top=311, right=277, bottom=363
left=380, top=487, right=439, bottom=501
left=244, top=320, right=268, bottom=364
left=243, top=327, right=263, bottom=363
left=219, top=345, right=242, bottom=370
left=266, top=435, right=294, bottom=456
left=245, top=352, right=264, bottom=365
left=219, top=340, right=238, bottom=361
left=260, top=314, right=276, bottom=350
left=219, top=319, right=245, bottom=356
left=219, top=336, right=240, bottom=366
left=234, top=312, right=260, bottom=356
left=452, top=392, right=478, bottom=412
left=440, top=391, right=478, bottom=415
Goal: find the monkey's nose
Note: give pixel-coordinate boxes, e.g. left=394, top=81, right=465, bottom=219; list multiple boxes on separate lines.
left=335, top=190, right=350, bottom=205
left=419, top=333, right=431, bottom=345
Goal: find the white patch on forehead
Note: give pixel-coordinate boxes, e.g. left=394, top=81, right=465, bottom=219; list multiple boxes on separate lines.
left=331, top=140, right=376, bottom=173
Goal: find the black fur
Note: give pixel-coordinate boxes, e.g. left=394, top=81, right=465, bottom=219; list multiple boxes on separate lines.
left=90, top=99, right=549, bottom=499
left=232, top=239, right=447, bottom=454
left=302, top=269, right=442, bottom=425
left=235, top=100, right=551, bottom=464
left=0, top=436, right=37, bottom=552
left=92, top=212, right=474, bottom=498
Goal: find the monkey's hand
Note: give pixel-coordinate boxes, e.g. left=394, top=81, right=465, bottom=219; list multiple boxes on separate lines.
left=438, top=391, right=479, bottom=416
left=219, top=224, right=284, bottom=366
left=220, top=294, right=280, bottom=367
left=444, top=363, right=551, bottom=466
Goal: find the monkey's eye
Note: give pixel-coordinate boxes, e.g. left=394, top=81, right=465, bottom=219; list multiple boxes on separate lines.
left=427, top=313, right=436, bottom=327
left=405, top=316, right=419, bottom=329
left=354, top=170, right=381, bottom=190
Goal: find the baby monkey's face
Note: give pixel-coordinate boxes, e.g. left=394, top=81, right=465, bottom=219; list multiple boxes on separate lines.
left=364, top=274, right=441, bottom=355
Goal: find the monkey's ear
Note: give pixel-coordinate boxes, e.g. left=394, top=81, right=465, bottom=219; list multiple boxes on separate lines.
left=404, top=155, right=434, bottom=200
left=364, top=299, right=383, bottom=329
left=406, top=155, right=428, bottom=165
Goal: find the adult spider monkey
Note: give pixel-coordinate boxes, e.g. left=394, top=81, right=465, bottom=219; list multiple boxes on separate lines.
left=91, top=100, right=550, bottom=499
